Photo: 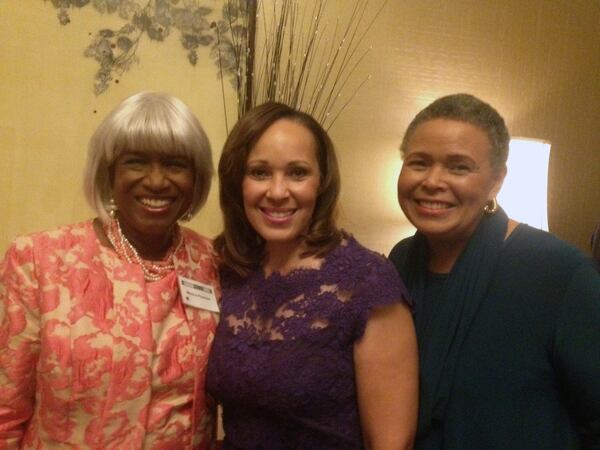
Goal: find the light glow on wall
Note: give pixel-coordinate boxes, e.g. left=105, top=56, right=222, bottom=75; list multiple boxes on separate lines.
left=497, top=138, right=551, bottom=231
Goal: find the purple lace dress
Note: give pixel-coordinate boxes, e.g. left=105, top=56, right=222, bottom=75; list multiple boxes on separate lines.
left=206, top=235, right=410, bottom=449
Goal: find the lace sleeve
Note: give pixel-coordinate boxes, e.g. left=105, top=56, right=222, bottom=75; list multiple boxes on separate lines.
left=347, top=251, right=412, bottom=342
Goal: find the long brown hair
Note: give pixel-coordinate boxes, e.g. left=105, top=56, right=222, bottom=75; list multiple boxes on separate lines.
left=215, top=102, right=342, bottom=277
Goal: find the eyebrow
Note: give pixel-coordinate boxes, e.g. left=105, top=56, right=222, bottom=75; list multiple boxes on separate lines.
left=246, top=159, right=312, bottom=166
left=446, top=153, right=476, bottom=161
left=406, top=151, right=476, bottom=161
left=404, top=151, right=430, bottom=159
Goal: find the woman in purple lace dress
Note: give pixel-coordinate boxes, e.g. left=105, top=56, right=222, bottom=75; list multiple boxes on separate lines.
left=206, top=103, right=418, bottom=449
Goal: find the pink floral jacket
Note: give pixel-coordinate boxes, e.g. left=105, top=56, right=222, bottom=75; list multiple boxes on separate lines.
left=0, top=221, right=220, bottom=450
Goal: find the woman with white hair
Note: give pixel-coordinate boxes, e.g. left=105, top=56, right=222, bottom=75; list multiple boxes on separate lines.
left=0, top=92, right=219, bottom=449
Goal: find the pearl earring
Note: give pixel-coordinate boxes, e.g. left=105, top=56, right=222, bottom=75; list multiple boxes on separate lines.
left=107, top=197, right=117, bottom=218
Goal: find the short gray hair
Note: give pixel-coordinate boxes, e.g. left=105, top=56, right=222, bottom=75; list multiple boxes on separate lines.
left=83, top=91, right=213, bottom=223
left=400, top=93, right=510, bottom=172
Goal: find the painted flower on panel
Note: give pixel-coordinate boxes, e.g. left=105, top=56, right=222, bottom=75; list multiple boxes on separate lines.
left=45, top=0, right=242, bottom=95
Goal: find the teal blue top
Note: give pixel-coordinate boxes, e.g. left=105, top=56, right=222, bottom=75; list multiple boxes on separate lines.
left=390, top=220, right=600, bottom=450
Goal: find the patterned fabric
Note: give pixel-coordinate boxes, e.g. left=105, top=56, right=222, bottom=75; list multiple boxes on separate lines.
left=206, top=235, right=410, bottom=450
left=0, top=220, right=220, bottom=450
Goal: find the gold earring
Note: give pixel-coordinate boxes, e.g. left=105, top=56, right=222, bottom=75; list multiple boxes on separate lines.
left=483, top=198, right=498, bottom=215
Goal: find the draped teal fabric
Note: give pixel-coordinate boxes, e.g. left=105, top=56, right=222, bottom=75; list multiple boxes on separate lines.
left=390, top=211, right=600, bottom=449
left=391, top=209, right=508, bottom=437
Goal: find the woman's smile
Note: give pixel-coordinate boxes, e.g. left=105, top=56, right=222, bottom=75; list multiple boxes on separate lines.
left=137, top=196, right=175, bottom=211
left=260, top=207, right=297, bottom=222
left=415, top=199, right=454, bottom=211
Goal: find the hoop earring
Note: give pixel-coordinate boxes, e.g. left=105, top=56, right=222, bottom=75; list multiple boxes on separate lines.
left=483, top=198, right=498, bottom=215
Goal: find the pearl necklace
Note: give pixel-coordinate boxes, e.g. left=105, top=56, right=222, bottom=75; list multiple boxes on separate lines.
left=105, top=217, right=182, bottom=282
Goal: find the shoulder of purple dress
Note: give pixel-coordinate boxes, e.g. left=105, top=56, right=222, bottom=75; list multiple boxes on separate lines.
left=336, top=230, right=392, bottom=265
left=336, top=230, right=412, bottom=306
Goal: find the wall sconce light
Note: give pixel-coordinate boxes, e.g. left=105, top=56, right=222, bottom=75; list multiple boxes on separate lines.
left=497, top=138, right=551, bottom=231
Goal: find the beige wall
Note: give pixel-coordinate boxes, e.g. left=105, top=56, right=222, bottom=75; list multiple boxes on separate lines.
left=1, top=1, right=599, bottom=257
left=331, top=0, right=600, bottom=255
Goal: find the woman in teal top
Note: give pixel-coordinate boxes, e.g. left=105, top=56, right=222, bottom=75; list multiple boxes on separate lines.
left=390, top=93, right=600, bottom=449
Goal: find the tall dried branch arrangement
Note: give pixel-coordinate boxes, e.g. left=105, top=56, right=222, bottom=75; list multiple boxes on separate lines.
left=217, top=0, right=388, bottom=130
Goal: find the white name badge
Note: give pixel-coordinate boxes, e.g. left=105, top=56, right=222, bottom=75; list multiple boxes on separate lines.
left=177, top=275, right=219, bottom=313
